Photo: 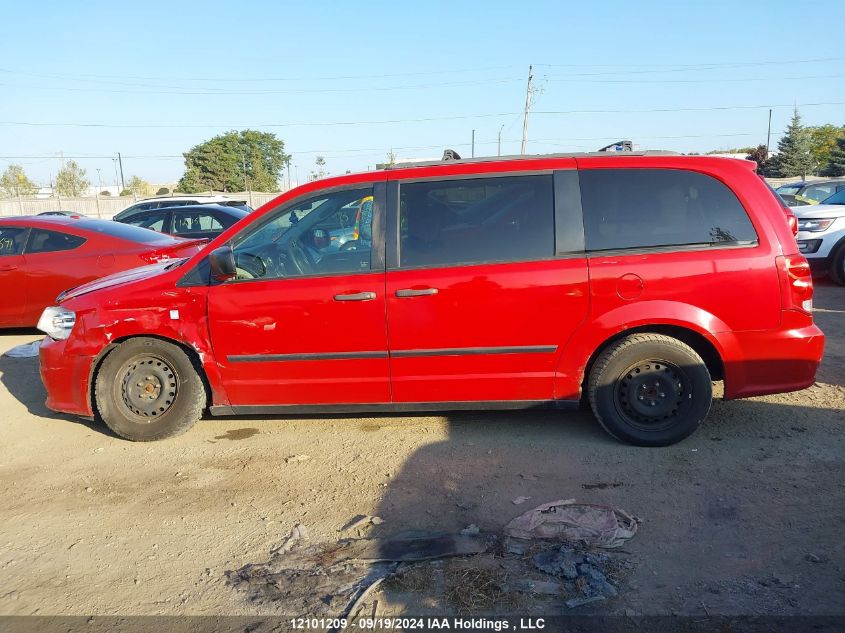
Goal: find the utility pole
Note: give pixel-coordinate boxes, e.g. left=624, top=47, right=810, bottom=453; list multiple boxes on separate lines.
left=241, top=152, right=253, bottom=207
left=521, top=65, right=534, bottom=155
left=95, top=168, right=102, bottom=218
left=116, top=152, right=126, bottom=193
left=766, top=108, right=773, bottom=155
left=498, top=124, right=505, bottom=156
left=471, top=129, right=475, bottom=158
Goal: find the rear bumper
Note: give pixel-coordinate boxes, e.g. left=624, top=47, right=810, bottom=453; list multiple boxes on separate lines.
left=723, top=315, right=825, bottom=399
left=39, top=337, right=95, bottom=417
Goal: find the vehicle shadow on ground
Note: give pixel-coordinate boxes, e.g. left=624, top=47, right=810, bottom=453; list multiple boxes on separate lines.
left=367, top=395, right=845, bottom=616
left=0, top=353, right=114, bottom=436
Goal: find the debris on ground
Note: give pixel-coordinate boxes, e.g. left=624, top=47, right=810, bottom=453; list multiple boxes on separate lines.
left=284, top=454, right=311, bottom=464
left=228, top=499, right=638, bottom=616
left=271, top=523, right=308, bottom=555
left=504, top=499, right=639, bottom=548
left=505, top=578, right=564, bottom=595
left=533, top=546, right=620, bottom=599
left=512, top=496, right=531, bottom=505
left=3, top=340, right=42, bottom=358
left=565, top=595, right=606, bottom=608
left=226, top=530, right=491, bottom=615
left=340, top=515, right=384, bottom=532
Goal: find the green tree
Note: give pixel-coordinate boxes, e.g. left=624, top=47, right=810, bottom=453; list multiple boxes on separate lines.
left=0, top=164, right=38, bottom=197
left=126, top=175, right=153, bottom=197
left=54, top=160, right=90, bottom=197
left=309, top=155, right=328, bottom=181
left=809, top=124, right=845, bottom=172
left=156, top=187, right=170, bottom=196
left=768, top=108, right=815, bottom=179
left=821, top=136, right=845, bottom=177
left=178, top=130, right=289, bottom=193
left=744, top=145, right=770, bottom=175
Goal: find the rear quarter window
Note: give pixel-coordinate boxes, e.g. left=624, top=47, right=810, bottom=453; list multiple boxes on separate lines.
left=580, top=168, right=758, bottom=252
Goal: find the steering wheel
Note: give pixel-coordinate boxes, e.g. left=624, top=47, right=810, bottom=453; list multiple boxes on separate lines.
left=233, top=253, right=266, bottom=279
left=287, top=239, right=314, bottom=275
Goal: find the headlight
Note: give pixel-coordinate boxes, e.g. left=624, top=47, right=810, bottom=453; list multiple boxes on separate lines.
left=37, top=306, right=76, bottom=340
left=797, top=218, right=835, bottom=232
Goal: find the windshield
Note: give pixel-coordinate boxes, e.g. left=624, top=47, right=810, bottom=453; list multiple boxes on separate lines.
left=819, top=188, right=845, bottom=205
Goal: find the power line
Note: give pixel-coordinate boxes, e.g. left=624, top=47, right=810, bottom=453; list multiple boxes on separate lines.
left=2, top=55, right=841, bottom=83
left=535, top=55, right=845, bottom=73
left=0, top=77, right=522, bottom=96
left=1, top=100, right=842, bottom=130
left=546, top=73, right=845, bottom=84
left=0, top=132, right=784, bottom=162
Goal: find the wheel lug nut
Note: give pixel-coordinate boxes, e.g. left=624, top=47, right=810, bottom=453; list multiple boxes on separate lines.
left=638, top=396, right=644, bottom=401
left=659, top=392, right=665, bottom=397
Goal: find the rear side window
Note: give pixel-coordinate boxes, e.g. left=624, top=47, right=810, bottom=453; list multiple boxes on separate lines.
left=173, top=212, right=224, bottom=234
left=26, top=229, right=86, bottom=254
left=123, top=211, right=168, bottom=232
left=0, top=227, right=27, bottom=256
left=399, top=175, right=554, bottom=268
left=580, top=169, right=757, bottom=252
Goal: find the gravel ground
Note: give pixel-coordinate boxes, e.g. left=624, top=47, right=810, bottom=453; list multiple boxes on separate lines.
left=0, top=281, right=842, bottom=617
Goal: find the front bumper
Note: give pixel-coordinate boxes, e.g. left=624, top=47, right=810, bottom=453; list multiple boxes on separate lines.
left=39, top=337, right=96, bottom=417
left=723, top=314, right=825, bottom=399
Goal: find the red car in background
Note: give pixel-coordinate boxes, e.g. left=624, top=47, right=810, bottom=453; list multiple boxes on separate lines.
left=0, top=216, right=205, bottom=327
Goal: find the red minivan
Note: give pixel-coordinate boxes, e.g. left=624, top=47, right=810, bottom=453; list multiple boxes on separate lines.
left=37, top=153, right=824, bottom=445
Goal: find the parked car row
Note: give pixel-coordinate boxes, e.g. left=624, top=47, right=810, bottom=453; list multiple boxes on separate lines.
left=0, top=196, right=257, bottom=327
left=792, top=186, right=845, bottom=285
left=30, top=152, right=823, bottom=448
left=775, top=178, right=845, bottom=206
left=0, top=217, right=205, bottom=327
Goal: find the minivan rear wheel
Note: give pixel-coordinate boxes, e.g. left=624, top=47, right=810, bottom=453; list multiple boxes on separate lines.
left=94, top=337, right=206, bottom=441
left=588, top=333, right=712, bottom=446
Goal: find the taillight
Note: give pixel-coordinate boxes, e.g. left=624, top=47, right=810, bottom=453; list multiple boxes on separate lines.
left=776, top=254, right=813, bottom=313
left=139, top=239, right=207, bottom=264
left=139, top=251, right=172, bottom=264
left=786, top=211, right=798, bottom=237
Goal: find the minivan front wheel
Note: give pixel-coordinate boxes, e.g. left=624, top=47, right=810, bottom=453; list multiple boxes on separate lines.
left=588, top=334, right=712, bottom=446
left=95, top=337, right=206, bottom=441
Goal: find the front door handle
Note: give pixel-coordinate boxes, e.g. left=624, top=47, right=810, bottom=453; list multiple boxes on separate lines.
left=0, top=264, right=17, bottom=271
left=334, top=291, right=376, bottom=301
left=395, top=288, right=439, bottom=298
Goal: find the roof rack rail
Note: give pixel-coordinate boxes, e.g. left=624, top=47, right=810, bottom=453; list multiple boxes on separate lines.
left=384, top=149, right=682, bottom=170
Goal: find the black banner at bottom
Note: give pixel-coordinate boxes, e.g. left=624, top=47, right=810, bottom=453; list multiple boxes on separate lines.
left=0, top=616, right=842, bottom=633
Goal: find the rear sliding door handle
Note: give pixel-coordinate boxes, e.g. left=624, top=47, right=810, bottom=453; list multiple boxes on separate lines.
left=334, top=291, right=376, bottom=301
left=395, top=288, right=439, bottom=298
left=0, top=265, right=17, bottom=271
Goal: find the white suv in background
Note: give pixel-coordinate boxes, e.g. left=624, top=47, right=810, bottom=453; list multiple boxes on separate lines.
left=793, top=187, right=845, bottom=285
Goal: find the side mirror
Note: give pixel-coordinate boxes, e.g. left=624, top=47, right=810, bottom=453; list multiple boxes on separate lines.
left=208, top=245, right=237, bottom=281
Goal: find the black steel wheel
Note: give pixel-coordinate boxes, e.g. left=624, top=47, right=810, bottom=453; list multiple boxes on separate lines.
left=95, top=337, right=206, bottom=441
left=588, top=333, right=712, bottom=446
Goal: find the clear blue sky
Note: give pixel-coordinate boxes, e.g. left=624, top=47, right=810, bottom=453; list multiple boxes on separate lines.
left=2, top=0, right=844, bottom=189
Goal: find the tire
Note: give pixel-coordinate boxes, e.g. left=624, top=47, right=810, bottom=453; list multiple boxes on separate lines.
left=94, top=337, right=206, bottom=441
left=829, top=242, right=845, bottom=286
left=588, top=333, right=712, bottom=446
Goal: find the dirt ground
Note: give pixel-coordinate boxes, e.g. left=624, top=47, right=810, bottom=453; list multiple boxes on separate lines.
left=0, top=282, right=842, bottom=618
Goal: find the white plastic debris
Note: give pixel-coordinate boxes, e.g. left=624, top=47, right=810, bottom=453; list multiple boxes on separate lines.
left=4, top=340, right=42, bottom=358
left=504, top=499, right=639, bottom=549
